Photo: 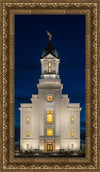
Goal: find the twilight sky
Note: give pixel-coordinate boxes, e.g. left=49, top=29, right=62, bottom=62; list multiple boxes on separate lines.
left=15, top=15, right=85, bottom=132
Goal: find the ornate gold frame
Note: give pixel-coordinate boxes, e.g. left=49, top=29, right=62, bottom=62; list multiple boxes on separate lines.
left=0, top=0, right=100, bottom=171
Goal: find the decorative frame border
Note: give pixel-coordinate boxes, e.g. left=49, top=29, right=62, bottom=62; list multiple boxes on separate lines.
left=0, top=0, right=100, bottom=171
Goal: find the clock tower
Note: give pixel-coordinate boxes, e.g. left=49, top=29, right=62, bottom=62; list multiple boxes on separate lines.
left=37, top=32, right=63, bottom=151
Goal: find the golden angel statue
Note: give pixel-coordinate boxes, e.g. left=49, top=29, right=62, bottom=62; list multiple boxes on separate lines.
left=46, top=31, right=52, bottom=41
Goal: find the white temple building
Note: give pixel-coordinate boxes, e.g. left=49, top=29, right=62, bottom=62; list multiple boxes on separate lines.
left=19, top=32, right=81, bottom=152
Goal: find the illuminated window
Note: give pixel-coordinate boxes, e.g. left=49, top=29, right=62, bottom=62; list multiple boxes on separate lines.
left=26, top=130, right=29, bottom=137
left=71, top=131, right=74, bottom=137
left=27, top=144, right=29, bottom=149
left=71, top=116, right=74, bottom=123
left=48, top=61, right=52, bottom=73
left=47, top=95, right=53, bottom=102
left=71, top=144, right=74, bottom=149
left=47, top=111, right=53, bottom=124
left=47, top=129, right=53, bottom=136
left=26, top=117, right=30, bottom=124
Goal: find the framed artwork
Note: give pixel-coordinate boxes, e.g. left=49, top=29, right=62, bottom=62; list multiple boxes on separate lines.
left=15, top=14, right=85, bottom=156
left=0, top=0, right=100, bottom=171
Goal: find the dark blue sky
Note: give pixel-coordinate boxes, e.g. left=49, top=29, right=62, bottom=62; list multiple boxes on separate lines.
left=15, top=15, right=85, bottom=132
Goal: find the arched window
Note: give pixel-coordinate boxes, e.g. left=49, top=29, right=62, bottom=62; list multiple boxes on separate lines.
left=71, top=116, right=74, bottom=123
left=71, top=131, right=74, bottom=137
left=48, top=61, right=52, bottom=73
left=26, top=130, right=30, bottom=137
left=26, top=117, right=30, bottom=124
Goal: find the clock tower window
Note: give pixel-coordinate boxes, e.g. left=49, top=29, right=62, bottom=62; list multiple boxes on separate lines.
left=48, top=61, right=52, bottom=73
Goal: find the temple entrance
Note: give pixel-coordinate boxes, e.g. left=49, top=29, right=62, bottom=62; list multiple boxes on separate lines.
left=47, top=143, right=53, bottom=151
left=44, top=141, right=55, bottom=152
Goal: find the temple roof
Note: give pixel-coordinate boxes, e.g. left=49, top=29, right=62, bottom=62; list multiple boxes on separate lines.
left=41, top=41, right=59, bottom=59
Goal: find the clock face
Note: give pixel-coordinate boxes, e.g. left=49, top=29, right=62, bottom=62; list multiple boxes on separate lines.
left=47, top=95, right=53, bottom=102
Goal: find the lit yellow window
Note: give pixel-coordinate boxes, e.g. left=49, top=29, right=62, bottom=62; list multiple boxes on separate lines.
left=26, top=117, right=30, bottom=124
left=47, top=129, right=53, bottom=136
left=47, top=95, right=53, bottom=102
left=27, top=144, right=29, bottom=149
left=71, top=116, right=74, bottom=123
left=71, top=131, right=74, bottom=137
left=26, top=130, right=29, bottom=137
left=48, top=61, right=52, bottom=73
left=71, top=144, right=74, bottom=149
left=47, top=111, right=53, bottom=124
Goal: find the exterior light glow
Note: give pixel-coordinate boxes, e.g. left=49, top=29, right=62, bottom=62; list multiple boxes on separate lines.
left=71, top=144, right=74, bottom=149
left=27, top=144, right=29, bottom=149
left=26, top=117, right=30, bottom=124
left=71, top=116, right=74, bottom=123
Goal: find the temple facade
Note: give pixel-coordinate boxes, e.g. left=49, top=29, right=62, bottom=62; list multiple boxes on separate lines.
left=19, top=34, right=81, bottom=152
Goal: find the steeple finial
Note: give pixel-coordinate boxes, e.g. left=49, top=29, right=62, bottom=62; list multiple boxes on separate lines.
left=46, top=31, right=52, bottom=41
